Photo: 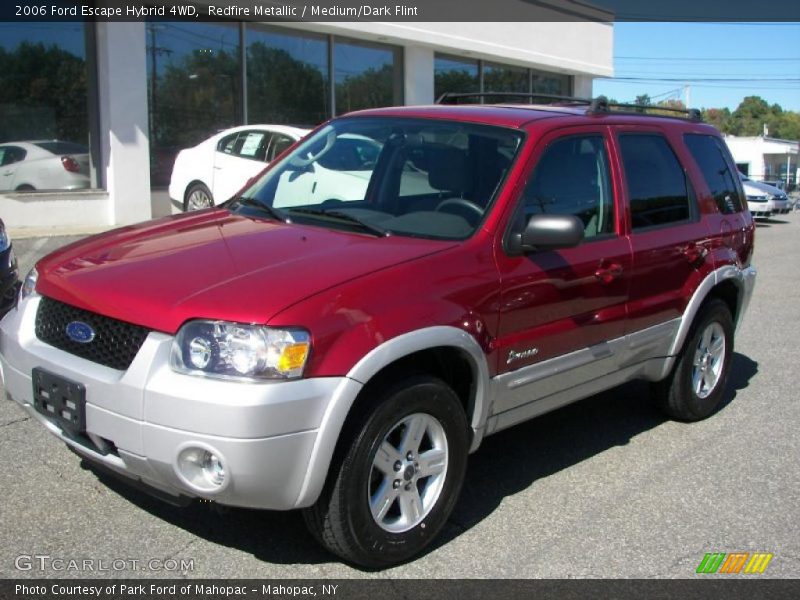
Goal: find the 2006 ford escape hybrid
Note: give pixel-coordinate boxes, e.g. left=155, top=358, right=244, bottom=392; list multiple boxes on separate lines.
left=0, top=94, right=756, bottom=568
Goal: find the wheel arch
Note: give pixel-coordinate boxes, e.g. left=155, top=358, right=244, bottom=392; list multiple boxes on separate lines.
left=293, top=326, right=492, bottom=508
left=346, top=326, right=491, bottom=445
left=658, top=264, right=756, bottom=381
left=183, top=179, right=213, bottom=206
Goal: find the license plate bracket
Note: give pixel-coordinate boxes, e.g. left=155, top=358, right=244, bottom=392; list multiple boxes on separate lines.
left=32, top=368, right=86, bottom=435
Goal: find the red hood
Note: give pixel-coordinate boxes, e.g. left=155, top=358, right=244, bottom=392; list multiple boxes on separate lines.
left=36, top=210, right=453, bottom=333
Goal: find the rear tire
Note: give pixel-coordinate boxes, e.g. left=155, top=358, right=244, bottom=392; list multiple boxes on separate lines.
left=184, top=183, right=213, bottom=211
left=652, top=298, right=734, bottom=421
left=303, top=375, right=468, bottom=568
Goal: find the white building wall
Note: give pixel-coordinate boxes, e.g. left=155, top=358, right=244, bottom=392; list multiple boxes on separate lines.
left=287, top=21, right=613, bottom=78
left=725, top=136, right=799, bottom=184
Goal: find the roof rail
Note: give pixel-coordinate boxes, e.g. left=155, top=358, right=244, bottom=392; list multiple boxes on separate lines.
left=588, top=95, right=703, bottom=122
left=436, top=91, right=703, bottom=122
left=435, top=92, right=594, bottom=106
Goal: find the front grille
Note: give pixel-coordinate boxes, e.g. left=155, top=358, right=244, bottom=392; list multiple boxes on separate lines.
left=35, top=296, right=150, bottom=370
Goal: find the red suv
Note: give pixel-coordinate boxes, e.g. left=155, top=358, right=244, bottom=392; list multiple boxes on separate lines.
left=0, top=96, right=756, bottom=568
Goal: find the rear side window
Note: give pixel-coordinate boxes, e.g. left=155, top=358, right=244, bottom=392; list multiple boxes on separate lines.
left=237, top=131, right=269, bottom=160
left=267, top=134, right=294, bottom=162
left=683, top=134, right=744, bottom=214
left=517, top=135, right=614, bottom=238
left=619, top=134, right=692, bottom=230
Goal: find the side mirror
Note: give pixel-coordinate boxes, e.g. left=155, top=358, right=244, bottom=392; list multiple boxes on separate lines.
left=510, top=214, right=584, bottom=254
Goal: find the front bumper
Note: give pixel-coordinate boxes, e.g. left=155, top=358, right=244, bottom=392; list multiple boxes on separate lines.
left=0, top=295, right=362, bottom=510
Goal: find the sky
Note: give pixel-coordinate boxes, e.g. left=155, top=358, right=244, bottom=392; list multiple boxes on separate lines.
left=593, top=22, right=800, bottom=112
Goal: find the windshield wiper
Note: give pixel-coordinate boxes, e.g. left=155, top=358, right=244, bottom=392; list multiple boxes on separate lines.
left=288, top=208, right=389, bottom=237
left=229, top=196, right=290, bottom=223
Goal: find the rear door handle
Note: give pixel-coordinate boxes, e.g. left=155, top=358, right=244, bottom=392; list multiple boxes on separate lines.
left=595, top=262, right=623, bottom=284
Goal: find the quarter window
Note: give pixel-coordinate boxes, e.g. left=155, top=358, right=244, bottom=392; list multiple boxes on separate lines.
left=517, top=135, right=614, bottom=238
left=683, top=134, right=744, bottom=214
left=619, top=134, right=692, bottom=230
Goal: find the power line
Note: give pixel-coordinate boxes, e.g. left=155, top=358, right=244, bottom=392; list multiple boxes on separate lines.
left=617, top=56, right=800, bottom=61
left=605, top=77, right=800, bottom=82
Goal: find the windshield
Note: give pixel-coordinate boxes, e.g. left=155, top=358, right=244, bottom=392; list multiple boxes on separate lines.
left=236, top=117, right=524, bottom=240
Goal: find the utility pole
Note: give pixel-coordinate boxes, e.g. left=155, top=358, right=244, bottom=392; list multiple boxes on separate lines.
left=684, top=84, right=690, bottom=109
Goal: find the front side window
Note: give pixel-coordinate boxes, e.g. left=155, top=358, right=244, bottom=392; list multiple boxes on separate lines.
left=514, top=135, right=615, bottom=239
left=619, top=134, right=692, bottom=230
left=683, top=134, right=744, bottom=214
left=239, top=118, right=524, bottom=241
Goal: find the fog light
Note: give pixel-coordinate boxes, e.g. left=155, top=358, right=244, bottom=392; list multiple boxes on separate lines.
left=176, top=446, right=228, bottom=492
left=202, top=451, right=225, bottom=486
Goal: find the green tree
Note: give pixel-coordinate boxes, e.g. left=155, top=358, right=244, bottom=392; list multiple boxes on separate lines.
left=729, top=96, right=773, bottom=136
left=335, top=64, right=395, bottom=114
left=246, top=43, right=328, bottom=126
left=152, top=47, right=241, bottom=149
left=702, top=107, right=732, bottom=132
left=0, top=42, right=88, bottom=144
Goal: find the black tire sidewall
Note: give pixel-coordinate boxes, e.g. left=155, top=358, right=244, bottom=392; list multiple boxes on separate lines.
left=675, top=300, right=734, bottom=420
left=336, top=377, right=468, bottom=567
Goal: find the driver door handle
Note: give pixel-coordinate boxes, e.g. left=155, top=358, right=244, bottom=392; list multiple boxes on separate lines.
left=595, top=262, right=623, bottom=284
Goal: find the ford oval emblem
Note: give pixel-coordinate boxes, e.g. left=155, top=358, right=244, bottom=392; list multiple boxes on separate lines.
left=66, top=321, right=95, bottom=344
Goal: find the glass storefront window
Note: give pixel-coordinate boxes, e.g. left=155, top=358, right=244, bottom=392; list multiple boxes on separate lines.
left=434, top=55, right=479, bottom=100
left=147, top=22, right=241, bottom=187
left=0, top=22, right=96, bottom=192
left=483, top=62, right=529, bottom=95
left=434, top=53, right=571, bottom=103
left=334, top=39, right=402, bottom=115
left=532, top=70, right=570, bottom=95
left=247, top=26, right=329, bottom=127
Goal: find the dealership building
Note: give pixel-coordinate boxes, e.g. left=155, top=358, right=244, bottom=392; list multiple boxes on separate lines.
left=0, top=11, right=613, bottom=232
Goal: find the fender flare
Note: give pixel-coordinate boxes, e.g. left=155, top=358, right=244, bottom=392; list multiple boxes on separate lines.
left=293, top=326, right=492, bottom=508
left=658, top=264, right=756, bottom=380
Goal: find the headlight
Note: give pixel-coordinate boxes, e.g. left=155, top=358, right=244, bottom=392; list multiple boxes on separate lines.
left=746, top=195, right=767, bottom=202
left=0, top=220, right=9, bottom=253
left=170, top=320, right=311, bottom=381
left=19, top=267, right=37, bottom=302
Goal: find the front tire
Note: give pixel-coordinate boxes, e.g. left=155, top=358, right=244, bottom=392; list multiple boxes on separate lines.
left=303, top=376, right=468, bottom=568
left=184, top=183, right=213, bottom=211
left=652, top=298, right=734, bottom=421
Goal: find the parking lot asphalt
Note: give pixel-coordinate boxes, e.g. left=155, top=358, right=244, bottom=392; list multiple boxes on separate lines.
left=1, top=214, right=798, bottom=579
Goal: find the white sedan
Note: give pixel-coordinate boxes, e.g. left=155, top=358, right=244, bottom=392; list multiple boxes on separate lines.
left=0, top=140, right=90, bottom=192
left=168, top=124, right=310, bottom=211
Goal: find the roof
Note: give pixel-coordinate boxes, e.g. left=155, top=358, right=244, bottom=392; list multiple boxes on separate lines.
left=344, top=103, right=715, bottom=131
